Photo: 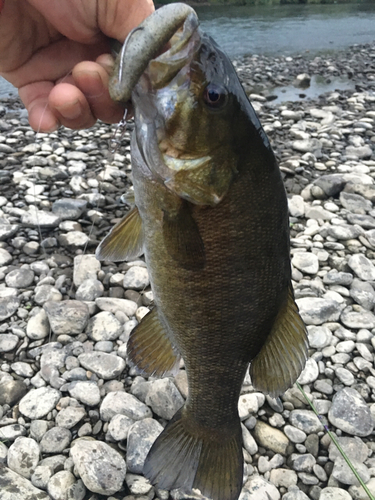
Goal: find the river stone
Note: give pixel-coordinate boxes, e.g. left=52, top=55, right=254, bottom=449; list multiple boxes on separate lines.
left=297, top=358, right=319, bottom=384
left=327, top=224, right=362, bottom=240
left=332, top=457, right=370, bottom=486
left=70, top=439, right=126, bottom=495
left=288, top=195, right=305, bottom=217
left=0, top=297, right=20, bottom=321
left=292, top=138, right=322, bottom=156
left=100, top=391, right=152, bottom=421
left=73, top=254, right=101, bottom=286
left=7, top=437, right=40, bottom=479
left=0, top=466, right=50, bottom=500
left=323, top=270, right=353, bottom=286
left=0, top=333, right=18, bottom=352
left=55, top=407, right=86, bottom=429
left=0, top=247, right=12, bottom=265
left=43, top=300, right=89, bottom=334
left=5, top=268, right=34, bottom=288
left=307, top=325, right=332, bottom=348
left=26, top=307, right=50, bottom=340
left=108, top=414, right=135, bottom=441
left=340, top=192, right=372, bottom=212
left=52, top=198, right=87, bottom=220
left=75, top=279, right=104, bottom=301
left=40, top=427, right=72, bottom=453
left=19, top=387, right=61, bottom=419
left=291, top=453, right=315, bottom=473
left=289, top=410, right=323, bottom=433
left=78, top=352, right=126, bottom=380
left=314, top=174, right=346, bottom=197
left=126, top=418, right=163, bottom=474
left=46, top=470, right=77, bottom=500
left=95, top=297, right=138, bottom=317
left=340, top=306, right=375, bottom=329
left=328, top=436, right=368, bottom=462
left=328, top=387, right=373, bottom=436
left=85, top=311, right=122, bottom=341
left=241, top=475, right=280, bottom=500
left=345, top=145, right=373, bottom=158
left=350, top=278, right=375, bottom=310
left=0, top=424, right=27, bottom=441
left=67, top=381, right=101, bottom=407
left=296, top=297, right=342, bottom=325
left=123, top=266, right=150, bottom=290
left=283, top=425, right=306, bottom=444
left=292, top=252, right=319, bottom=275
left=269, top=468, right=298, bottom=488
left=21, top=206, right=61, bottom=227
left=145, top=378, right=184, bottom=420
left=319, top=487, right=352, bottom=500
left=253, top=421, right=290, bottom=455
left=348, top=254, right=375, bottom=281
left=349, top=478, right=375, bottom=500
left=34, top=285, right=63, bottom=305
left=0, top=379, right=28, bottom=406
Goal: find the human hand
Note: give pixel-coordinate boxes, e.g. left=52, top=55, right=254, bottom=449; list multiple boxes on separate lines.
left=0, top=0, right=154, bottom=131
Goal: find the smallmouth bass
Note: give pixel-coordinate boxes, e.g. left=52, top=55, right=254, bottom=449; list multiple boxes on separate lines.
left=97, top=4, right=308, bottom=500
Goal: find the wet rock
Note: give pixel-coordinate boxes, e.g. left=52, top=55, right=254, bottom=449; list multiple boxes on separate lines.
left=70, top=439, right=126, bottom=495
left=78, top=352, right=126, bottom=380
left=126, top=418, right=163, bottom=474
left=43, top=300, right=89, bottom=335
left=328, top=387, right=373, bottom=436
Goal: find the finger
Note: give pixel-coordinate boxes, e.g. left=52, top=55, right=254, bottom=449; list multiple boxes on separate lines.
left=72, top=61, right=126, bottom=124
left=19, top=81, right=60, bottom=132
left=48, top=82, right=96, bottom=130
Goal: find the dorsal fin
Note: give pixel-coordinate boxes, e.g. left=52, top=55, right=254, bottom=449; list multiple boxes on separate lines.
left=127, top=307, right=181, bottom=377
left=250, top=285, right=308, bottom=397
left=96, top=206, right=144, bottom=262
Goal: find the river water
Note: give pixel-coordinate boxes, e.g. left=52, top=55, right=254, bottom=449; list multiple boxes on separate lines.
left=1, top=1, right=374, bottom=98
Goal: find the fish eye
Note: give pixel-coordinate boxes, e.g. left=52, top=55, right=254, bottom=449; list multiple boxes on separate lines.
left=203, top=83, right=228, bottom=109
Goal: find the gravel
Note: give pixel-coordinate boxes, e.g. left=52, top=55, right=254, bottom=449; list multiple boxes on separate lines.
left=0, top=41, right=375, bottom=500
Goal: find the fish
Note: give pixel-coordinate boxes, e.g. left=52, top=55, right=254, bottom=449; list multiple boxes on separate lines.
left=96, top=4, right=308, bottom=500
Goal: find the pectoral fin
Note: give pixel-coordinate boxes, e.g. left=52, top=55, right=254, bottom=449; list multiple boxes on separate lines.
left=96, top=206, right=144, bottom=262
left=250, top=286, right=308, bottom=397
left=127, top=308, right=181, bottom=377
left=163, top=203, right=205, bottom=271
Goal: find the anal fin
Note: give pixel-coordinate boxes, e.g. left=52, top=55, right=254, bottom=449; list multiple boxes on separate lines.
left=127, top=308, right=180, bottom=377
left=96, top=206, right=144, bottom=262
left=250, top=285, right=308, bottom=397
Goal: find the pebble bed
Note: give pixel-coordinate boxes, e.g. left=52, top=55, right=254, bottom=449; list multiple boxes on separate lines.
left=0, top=42, right=375, bottom=500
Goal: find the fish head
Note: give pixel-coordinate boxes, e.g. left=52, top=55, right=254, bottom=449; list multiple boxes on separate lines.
left=132, top=12, right=265, bottom=207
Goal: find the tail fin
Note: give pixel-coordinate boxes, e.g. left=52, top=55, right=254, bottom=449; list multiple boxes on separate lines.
left=143, top=408, right=243, bottom=500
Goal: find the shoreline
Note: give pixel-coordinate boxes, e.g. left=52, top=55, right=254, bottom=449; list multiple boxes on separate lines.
left=0, top=41, right=375, bottom=500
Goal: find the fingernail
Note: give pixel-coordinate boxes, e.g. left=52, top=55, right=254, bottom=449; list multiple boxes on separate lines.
left=55, top=99, right=83, bottom=120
